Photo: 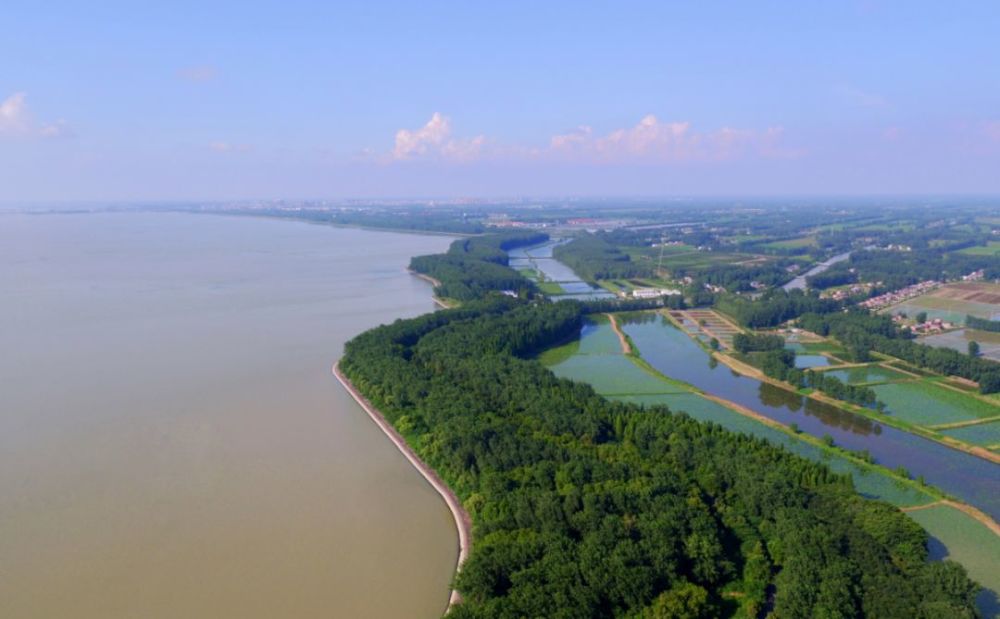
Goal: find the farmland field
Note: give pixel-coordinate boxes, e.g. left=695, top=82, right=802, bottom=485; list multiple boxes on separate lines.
left=661, top=250, right=766, bottom=271
left=872, top=381, right=1000, bottom=426
left=906, top=504, right=1000, bottom=618
left=761, top=235, right=816, bottom=250
left=821, top=365, right=912, bottom=385
left=884, top=281, right=1000, bottom=323
left=957, top=240, right=1000, bottom=256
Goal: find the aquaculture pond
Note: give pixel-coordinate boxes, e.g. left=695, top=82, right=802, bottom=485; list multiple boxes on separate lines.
left=617, top=313, right=1000, bottom=522
left=872, top=381, right=999, bottom=426
left=906, top=505, right=1000, bottom=618
left=509, top=240, right=615, bottom=299
left=794, top=354, right=831, bottom=369
left=820, top=365, right=911, bottom=385
left=938, top=421, right=1000, bottom=448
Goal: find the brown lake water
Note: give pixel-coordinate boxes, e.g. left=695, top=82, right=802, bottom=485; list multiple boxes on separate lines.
left=0, top=212, right=458, bottom=618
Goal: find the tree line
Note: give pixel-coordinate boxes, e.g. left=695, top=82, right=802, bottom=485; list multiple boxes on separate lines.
left=966, top=315, right=1000, bottom=333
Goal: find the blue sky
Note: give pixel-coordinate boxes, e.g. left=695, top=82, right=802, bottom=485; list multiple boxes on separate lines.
left=2, top=1, right=999, bottom=200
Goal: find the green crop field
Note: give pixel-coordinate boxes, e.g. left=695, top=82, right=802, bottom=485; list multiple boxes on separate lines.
left=536, top=280, right=565, bottom=295
left=906, top=505, right=1000, bottom=617
left=957, top=241, right=1000, bottom=256
left=885, top=296, right=999, bottom=323
left=762, top=236, right=816, bottom=250
left=661, top=251, right=764, bottom=271
left=872, top=381, right=1000, bottom=426
left=799, top=341, right=850, bottom=357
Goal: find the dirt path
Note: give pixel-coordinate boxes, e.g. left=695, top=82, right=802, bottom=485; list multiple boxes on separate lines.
left=929, top=415, right=1000, bottom=431
left=942, top=500, right=1000, bottom=536
left=333, top=362, right=471, bottom=611
left=902, top=500, right=1000, bottom=537
left=900, top=501, right=943, bottom=512
left=607, top=313, right=632, bottom=354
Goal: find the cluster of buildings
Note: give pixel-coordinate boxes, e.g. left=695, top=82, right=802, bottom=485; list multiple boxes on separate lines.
left=859, top=280, right=940, bottom=311
left=628, top=287, right=682, bottom=299
left=962, top=269, right=985, bottom=282
left=821, top=283, right=873, bottom=301
left=892, top=314, right=956, bottom=334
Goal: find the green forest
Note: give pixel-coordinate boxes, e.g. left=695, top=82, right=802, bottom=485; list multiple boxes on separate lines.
left=341, top=296, right=981, bottom=617
left=410, top=231, right=548, bottom=301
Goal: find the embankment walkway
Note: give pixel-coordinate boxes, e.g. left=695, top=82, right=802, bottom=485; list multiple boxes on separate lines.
left=333, top=361, right=471, bottom=611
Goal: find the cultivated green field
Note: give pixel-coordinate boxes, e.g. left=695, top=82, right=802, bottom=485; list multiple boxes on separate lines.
left=957, top=241, right=1000, bottom=256
left=799, top=341, right=850, bottom=358
left=885, top=296, right=999, bottom=323
left=872, top=381, right=1000, bottom=426
left=906, top=505, right=1000, bottom=618
left=761, top=236, right=816, bottom=250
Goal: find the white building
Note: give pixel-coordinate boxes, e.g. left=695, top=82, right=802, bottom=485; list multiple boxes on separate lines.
left=631, top=287, right=681, bottom=299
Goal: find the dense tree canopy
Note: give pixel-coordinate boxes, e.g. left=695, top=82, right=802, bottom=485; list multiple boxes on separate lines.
left=342, top=298, right=980, bottom=617
left=715, top=289, right=843, bottom=329
left=410, top=231, right=549, bottom=301
left=553, top=234, right=653, bottom=282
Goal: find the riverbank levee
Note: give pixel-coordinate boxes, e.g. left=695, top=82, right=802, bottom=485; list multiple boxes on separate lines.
left=333, top=361, right=471, bottom=610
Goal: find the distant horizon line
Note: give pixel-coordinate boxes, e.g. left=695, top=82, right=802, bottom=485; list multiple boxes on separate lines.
left=3, top=193, right=1000, bottom=208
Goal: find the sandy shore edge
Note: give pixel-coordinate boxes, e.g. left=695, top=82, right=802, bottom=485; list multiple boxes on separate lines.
left=332, top=361, right=471, bottom=611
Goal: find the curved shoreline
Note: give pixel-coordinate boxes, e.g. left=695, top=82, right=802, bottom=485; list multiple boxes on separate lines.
left=332, top=361, right=471, bottom=612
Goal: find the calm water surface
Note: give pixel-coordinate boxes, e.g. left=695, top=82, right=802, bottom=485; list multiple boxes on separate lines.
left=0, top=212, right=457, bottom=618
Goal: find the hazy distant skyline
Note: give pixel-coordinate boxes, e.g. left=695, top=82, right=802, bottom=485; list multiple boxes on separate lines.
left=2, top=1, right=1000, bottom=200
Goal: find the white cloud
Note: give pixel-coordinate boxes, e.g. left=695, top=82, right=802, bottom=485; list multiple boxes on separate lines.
left=548, top=115, right=798, bottom=163
left=549, top=125, right=592, bottom=150
left=0, top=92, right=73, bottom=139
left=381, top=112, right=798, bottom=165
left=177, top=65, right=219, bottom=82
left=0, top=92, right=31, bottom=134
left=392, top=113, right=486, bottom=161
